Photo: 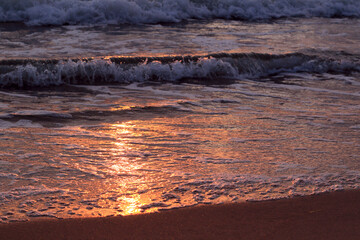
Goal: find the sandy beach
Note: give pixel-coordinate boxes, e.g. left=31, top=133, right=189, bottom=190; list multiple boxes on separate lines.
left=1, top=190, right=359, bottom=240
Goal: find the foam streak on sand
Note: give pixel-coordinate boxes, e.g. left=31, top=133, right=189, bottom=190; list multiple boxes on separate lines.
left=0, top=190, right=360, bottom=240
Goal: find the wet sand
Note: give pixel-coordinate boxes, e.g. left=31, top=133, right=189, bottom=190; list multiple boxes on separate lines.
left=1, top=190, right=359, bottom=240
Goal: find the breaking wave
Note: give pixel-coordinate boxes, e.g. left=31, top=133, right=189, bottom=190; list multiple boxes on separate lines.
left=1, top=53, right=359, bottom=88
left=0, top=0, right=360, bottom=26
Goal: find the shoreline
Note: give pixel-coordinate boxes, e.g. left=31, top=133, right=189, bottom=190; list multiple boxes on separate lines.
left=1, top=190, right=359, bottom=240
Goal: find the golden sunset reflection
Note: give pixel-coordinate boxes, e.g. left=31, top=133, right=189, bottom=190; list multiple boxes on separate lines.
left=0, top=77, right=358, bottom=223
left=106, top=122, right=142, bottom=173
left=117, top=195, right=143, bottom=215
left=93, top=121, right=159, bottom=216
left=2, top=7, right=360, bottom=227
left=110, top=105, right=134, bottom=112
left=16, top=84, right=355, bottom=221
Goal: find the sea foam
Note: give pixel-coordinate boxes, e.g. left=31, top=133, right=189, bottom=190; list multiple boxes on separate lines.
left=0, top=0, right=359, bottom=26
left=1, top=53, right=359, bottom=88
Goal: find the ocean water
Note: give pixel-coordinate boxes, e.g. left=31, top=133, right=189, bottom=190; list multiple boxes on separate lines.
left=0, top=0, right=360, bottom=223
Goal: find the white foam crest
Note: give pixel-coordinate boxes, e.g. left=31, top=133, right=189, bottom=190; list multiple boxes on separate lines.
left=1, top=55, right=359, bottom=87
left=0, top=0, right=360, bottom=26
left=0, top=58, right=239, bottom=87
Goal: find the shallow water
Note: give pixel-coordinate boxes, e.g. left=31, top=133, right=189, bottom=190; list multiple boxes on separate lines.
left=1, top=18, right=360, bottom=59
left=1, top=1, right=360, bottom=223
left=1, top=75, right=359, bottom=222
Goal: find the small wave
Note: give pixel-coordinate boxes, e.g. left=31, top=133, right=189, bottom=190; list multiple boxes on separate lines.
left=0, top=0, right=360, bottom=26
left=0, top=119, right=43, bottom=128
left=0, top=53, right=359, bottom=88
left=0, top=186, right=65, bottom=201
left=13, top=110, right=73, bottom=119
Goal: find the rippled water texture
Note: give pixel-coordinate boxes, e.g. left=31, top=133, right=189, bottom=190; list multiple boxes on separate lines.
left=0, top=16, right=360, bottom=223
left=1, top=18, right=360, bottom=59
left=0, top=18, right=360, bottom=59
left=1, top=75, right=360, bottom=222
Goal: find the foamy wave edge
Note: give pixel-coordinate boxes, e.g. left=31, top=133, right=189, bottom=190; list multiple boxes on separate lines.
left=0, top=0, right=360, bottom=26
left=1, top=53, right=359, bottom=88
